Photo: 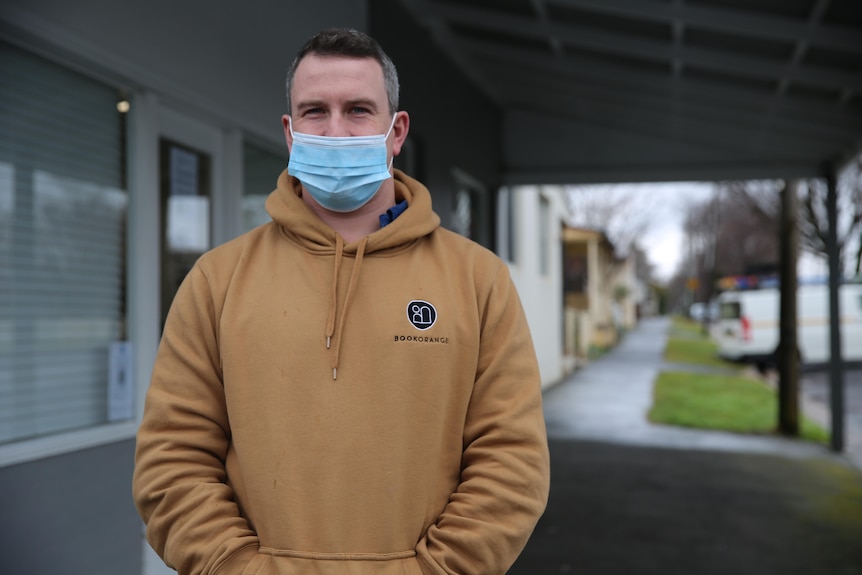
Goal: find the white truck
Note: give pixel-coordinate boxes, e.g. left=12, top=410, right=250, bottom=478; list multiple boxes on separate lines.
left=715, top=282, right=862, bottom=369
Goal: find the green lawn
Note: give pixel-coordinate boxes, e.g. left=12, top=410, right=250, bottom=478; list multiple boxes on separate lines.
left=664, top=316, right=739, bottom=369
left=667, top=315, right=709, bottom=339
left=652, top=316, right=828, bottom=444
left=663, top=335, right=741, bottom=369
left=649, top=371, right=828, bottom=443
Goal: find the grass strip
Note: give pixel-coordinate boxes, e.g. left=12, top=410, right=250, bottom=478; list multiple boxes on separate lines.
left=663, top=335, right=740, bottom=369
left=649, top=371, right=828, bottom=444
left=664, top=315, right=740, bottom=369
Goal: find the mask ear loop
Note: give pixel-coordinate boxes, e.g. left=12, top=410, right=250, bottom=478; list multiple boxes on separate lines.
left=385, top=114, right=398, bottom=172
left=384, top=113, right=398, bottom=139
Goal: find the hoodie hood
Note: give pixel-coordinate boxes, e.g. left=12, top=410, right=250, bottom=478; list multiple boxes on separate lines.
left=264, top=169, right=441, bottom=379
left=265, top=168, right=440, bottom=256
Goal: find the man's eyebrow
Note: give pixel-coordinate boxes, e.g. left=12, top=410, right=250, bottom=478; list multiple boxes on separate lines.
left=295, top=99, right=328, bottom=110
left=294, top=98, right=380, bottom=111
left=344, top=98, right=379, bottom=110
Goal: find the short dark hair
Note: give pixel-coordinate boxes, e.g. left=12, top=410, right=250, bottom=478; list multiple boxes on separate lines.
left=286, top=28, right=399, bottom=115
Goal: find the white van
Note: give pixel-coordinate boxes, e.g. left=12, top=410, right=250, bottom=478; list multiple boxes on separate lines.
left=715, top=282, right=862, bottom=368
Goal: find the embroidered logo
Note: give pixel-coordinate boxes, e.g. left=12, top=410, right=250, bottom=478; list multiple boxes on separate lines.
left=407, top=300, right=437, bottom=331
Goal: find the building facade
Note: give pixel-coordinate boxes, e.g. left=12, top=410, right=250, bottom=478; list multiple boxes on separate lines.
left=498, top=186, right=570, bottom=387
left=562, top=226, right=639, bottom=361
left=0, top=1, right=510, bottom=573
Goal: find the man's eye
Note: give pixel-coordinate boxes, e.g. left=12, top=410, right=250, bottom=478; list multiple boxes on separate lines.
left=350, top=107, right=370, bottom=115
left=303, top=108, right=324, bottom=116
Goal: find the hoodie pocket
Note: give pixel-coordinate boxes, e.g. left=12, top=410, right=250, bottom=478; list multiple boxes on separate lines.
left=251, top=551, right=424, bottom=575
left=401, top=556, right=428, bottom=575
left=241, top=552, right=272, bottom=575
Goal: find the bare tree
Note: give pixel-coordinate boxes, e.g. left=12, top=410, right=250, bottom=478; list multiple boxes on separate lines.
left=724, top=158, right=862, bottom=277
left=564, top=184, right=658, bottom=258
left=717, top=181, right=782, bottom=275
left=680, top=193, right=716, bottom=302
left=680, top=184, right=780, bottom=302
left=798, top=158, right=862, bottom=276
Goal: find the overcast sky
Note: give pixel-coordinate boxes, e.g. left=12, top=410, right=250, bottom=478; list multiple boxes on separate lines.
left=566, top=181, right=716, bottom=282
left=633, top=182, right=716, bottom=281
left=581, top=182, right=845, bottom=283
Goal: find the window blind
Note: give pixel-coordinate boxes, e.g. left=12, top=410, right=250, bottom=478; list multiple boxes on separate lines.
left=0, top=42, right=127, bottom=444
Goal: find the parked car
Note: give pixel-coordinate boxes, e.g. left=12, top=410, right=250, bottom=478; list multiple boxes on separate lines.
left=715, top=282, right=862, bottom=369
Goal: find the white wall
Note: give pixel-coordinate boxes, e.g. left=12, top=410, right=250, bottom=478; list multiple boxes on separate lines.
left=499, top=186, right=568, bottom=388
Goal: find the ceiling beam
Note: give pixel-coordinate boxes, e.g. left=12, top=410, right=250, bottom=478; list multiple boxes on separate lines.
left=497, top=81, right=845, bottom=162
left=482, top=61, right=855, bottom=146
left=439, top=4, right=862, bottom=92
left=549, top=0, right=862, bottom=55
left=459, top=38, right=862, bottom=129
left=394, top=0, right=502, bottom=107
left=427, top=3, right=862, bottom=92
left=527, top=0, right=563, bottom=56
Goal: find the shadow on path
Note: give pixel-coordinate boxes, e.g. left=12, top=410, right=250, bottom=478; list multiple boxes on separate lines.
left=509, top=439, right=862, bottom=575
left=513, top=317, right=862, bottom=575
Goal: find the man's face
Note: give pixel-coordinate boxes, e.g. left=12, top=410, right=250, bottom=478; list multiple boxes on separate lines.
left=287, top=54, right=393, bottom=139
left=281, top=52, right=410, bottom=214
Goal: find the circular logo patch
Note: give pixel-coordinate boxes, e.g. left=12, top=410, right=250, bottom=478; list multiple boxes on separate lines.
left=407, top=300, right=437, bottom=331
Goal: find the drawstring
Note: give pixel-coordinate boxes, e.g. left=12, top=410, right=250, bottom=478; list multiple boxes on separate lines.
left=325, top=235, right=344, bottom=351
left=326, top=236, right=369, bottom=380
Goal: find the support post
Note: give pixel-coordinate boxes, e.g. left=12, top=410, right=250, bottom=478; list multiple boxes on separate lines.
left=826, top=169, right=845, bottom=452
left=777, top=180, right=799, bottom=436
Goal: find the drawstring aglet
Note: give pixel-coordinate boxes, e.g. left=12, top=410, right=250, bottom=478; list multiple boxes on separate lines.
left=332, top=368, right=337, bottom=380
left=326, top=336, right=331, bottom=349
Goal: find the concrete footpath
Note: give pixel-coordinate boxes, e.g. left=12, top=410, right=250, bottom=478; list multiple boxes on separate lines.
left=508, top=317, right=862, bottom=575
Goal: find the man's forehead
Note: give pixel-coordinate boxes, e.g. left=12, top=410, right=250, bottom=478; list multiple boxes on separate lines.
left=295, top=53, right=384, bottom=78
left=292, top=54, right=386, bottom=105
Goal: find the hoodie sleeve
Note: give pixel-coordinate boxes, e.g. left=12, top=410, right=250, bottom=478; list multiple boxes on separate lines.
left=415, top=261, right=551, bottom=575
left=132, top=263, right=259, bottom=575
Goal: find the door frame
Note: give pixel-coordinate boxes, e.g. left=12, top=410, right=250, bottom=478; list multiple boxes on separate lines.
left=126, top=95, right=239, bottom=575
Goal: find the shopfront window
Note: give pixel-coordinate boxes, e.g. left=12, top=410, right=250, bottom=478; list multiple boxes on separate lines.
left=0, top=41, right=128, bottom=445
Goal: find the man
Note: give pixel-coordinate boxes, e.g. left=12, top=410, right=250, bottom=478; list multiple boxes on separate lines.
left=133, top=28, right=549, bottom=575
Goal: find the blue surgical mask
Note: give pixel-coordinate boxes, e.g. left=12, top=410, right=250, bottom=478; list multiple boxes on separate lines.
left=287, top=116, right=396, bottom=212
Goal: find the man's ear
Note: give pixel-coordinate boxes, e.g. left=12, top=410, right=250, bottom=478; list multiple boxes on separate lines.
left=391, top=111, right=410, bottom=157
left=282, top=114, right=293, bottom=153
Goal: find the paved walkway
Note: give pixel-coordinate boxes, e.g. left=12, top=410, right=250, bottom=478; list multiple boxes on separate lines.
left=508, top=316, right=862, bottom=575
left=543, top=316, right=860, bottom=464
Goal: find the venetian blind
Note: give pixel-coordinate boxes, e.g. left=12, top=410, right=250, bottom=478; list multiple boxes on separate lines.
left=0, top=41, right=127, bottom=444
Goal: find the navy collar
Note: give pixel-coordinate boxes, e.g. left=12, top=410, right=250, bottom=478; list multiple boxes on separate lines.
left=379, top=200, right=409, bottom=228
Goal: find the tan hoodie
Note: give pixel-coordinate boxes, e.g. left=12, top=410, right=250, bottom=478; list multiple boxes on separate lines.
left=133, top=169, right=550, bottom=575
